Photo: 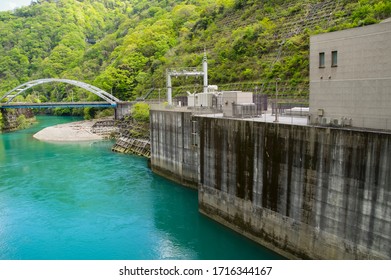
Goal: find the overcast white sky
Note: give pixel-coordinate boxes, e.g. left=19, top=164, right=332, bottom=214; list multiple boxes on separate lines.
left=0, top=0, right=32, bottom=11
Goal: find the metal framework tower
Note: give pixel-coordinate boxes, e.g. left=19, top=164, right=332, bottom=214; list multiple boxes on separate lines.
left=166, top=54, right=208, bottom=105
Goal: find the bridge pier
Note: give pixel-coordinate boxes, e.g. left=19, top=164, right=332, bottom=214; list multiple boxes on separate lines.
left=115, top=102, right=133, bottom=120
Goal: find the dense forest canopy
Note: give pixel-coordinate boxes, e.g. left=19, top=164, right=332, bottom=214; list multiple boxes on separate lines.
left=0, top=0, right=390, bottom=103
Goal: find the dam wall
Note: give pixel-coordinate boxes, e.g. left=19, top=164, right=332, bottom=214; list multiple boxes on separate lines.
left=196, top=117, right=391, bottom=259
left=150, top=110, right=198, bottom=189
left=150, top=109, right=391, bottom=259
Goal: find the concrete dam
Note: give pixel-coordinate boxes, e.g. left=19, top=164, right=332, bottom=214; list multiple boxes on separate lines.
left=150, top=109, right=391, bottom=259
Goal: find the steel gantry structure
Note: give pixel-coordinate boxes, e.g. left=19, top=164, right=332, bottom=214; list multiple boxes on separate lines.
left=166, top=54, right=208, bottom=106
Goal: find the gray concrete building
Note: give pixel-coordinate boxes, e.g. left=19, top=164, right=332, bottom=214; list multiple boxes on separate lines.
left=309, top=20, right=391, bottom=130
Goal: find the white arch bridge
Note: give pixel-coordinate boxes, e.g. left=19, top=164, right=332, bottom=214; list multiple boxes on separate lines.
left=0, top=79, right=132, bottom=119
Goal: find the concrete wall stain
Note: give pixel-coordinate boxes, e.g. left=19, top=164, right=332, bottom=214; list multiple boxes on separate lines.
left=286, top=128, right=294, bottom=217
left=262, top=124, right=280, bottom=212
left=214, top=119, right=222, bottom=191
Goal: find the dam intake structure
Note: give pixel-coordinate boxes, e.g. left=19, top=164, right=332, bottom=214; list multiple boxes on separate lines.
left=150, top=109, right=391, bottom=260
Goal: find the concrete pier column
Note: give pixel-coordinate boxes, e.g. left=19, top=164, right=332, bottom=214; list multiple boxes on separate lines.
left=203, top=55, right=208, bottom=94
left=167, top=71, right=172, bottom=106
left=115, top=102, right=132, bottom=120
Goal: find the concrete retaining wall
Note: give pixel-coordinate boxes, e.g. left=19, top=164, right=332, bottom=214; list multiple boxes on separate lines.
left=150, top=110, right=198, bottom=189
left=196, top=117, right=391, bottom=259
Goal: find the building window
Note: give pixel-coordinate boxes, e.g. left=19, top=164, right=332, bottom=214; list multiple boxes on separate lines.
left=331, top=51, right=338, bottom=67
left=319, top=52, right=325, bottom=68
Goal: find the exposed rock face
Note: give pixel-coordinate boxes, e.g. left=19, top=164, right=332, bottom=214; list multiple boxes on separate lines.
left=0, top=109, right=35, bottom=132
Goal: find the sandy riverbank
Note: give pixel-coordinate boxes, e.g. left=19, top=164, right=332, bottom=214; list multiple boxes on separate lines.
left=33, top=120, right=103, bottom=142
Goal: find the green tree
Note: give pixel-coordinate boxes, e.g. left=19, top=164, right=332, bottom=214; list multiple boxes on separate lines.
left=0, top=110, right=4, bottom=131
left=132, top=102, right=150, bottom=122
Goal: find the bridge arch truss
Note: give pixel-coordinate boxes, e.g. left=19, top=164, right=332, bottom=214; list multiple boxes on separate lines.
left=0, top=78, right=121, bottom=105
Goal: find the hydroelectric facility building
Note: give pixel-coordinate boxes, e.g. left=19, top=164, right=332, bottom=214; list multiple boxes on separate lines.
left=149, top=20, right=391, bottom=259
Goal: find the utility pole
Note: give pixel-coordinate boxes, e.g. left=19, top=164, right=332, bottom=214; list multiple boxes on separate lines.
left=274, top=78, right=281, bottom=123
left=203, top=51, right=208, bottom=94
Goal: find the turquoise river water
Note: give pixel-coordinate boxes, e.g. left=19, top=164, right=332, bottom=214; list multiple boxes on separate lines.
left=0, top=116, right=283, bottom=260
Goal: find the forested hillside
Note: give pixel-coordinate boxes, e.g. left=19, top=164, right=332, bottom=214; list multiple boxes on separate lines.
left=0, top=0, right=390, bottom=103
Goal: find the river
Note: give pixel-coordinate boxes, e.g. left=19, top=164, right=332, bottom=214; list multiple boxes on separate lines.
left=0, top=116, right=283, bottom=260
